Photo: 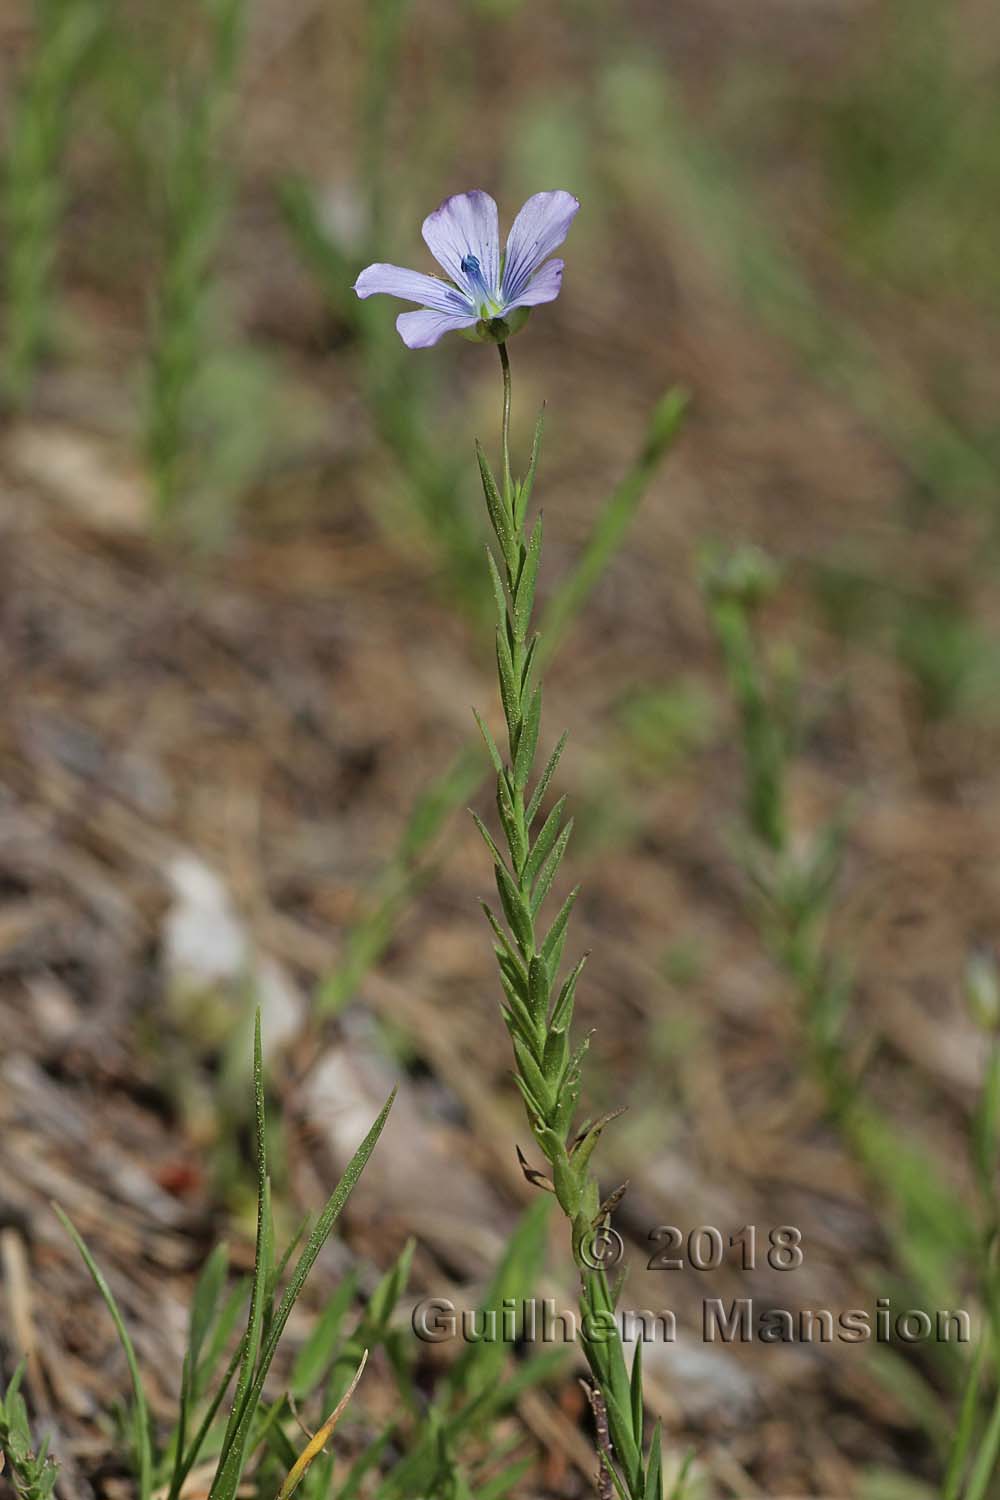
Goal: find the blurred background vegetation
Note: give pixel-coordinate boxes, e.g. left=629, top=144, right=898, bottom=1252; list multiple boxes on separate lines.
left=2, top=0, right=1000, bottom=1497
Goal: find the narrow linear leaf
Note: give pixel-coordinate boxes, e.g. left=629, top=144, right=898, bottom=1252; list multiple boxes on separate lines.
left=512, top=1036, right=553, bottom=1116
left=550, top=953, right=588, bottom=1033
left=528, top=955, right=550, bottom=1024
left=526, top=731, right=568, bottom=828
left=480, top=902, right=527, bottom=984
left=645, top=1419, right=663, bottom=1500
left=513, top=514, right=543, bottom=642
left=209, top=1014, right=270, bottom=1497
left=486, top=546, right=512, bottom=643
left=513, top=685, right=542, bottom=791
left=53, top=1207, right=153, bottom=1500
left=495, top=861, right=534, bottom=957
left=477, top=440, right=516, bottom=576
left=471, top=812, right=508, bottom=874
left=541, top=885, right=580, bottom=975
left=473, top=709, right=504, bottom=777
left=630, top=1339, right=644, bottom=1445
left=495, top=629, right=520, bottom=746
left=530, top=817, right=573, bottom=918
left=514, top=406, right=545, bottom=531
left=208, top=1089, right=395, bottom=1500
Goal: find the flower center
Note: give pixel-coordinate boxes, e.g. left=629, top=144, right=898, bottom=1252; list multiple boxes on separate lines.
left=460, top=253, right=501, bottom=317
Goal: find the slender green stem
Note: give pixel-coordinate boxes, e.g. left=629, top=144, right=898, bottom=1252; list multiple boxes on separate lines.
left=473, top=346, right=655, bottom=1500
left=498, top=341, right=513, bottom=505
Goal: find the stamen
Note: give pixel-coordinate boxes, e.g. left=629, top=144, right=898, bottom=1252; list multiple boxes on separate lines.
left=460, top=253, right=499, bottom=316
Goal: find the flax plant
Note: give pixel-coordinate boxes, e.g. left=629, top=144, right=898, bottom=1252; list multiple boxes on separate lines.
left=145, top=0, right=249, bottom=519
left=702, top=547, right=1000, bottom=1497
left=472, top=337, right=665, bottom=1500
left=1, top=0, right=103, bottom=407
left=354, top=187, right=670, bottom=1497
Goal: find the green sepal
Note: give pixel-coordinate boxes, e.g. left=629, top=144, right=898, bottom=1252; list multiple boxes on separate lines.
left=526, top=730, right=568, bottom=828
left=550, top=953, right=588, bottom=1033
left=513, top=515, right=542, bottom=643
left=476, top=440, right=517, bottom=577
left=513, top=685, right=542, bottom=791
left=531, top=817, right=573, bottom=918
left=495, top=860, right=533, bottom=957
left=462, top=308, right=531, bottom=346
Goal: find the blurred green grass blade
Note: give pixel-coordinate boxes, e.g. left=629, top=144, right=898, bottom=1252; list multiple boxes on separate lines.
left=169, top=1333, right=247, bottom=1500
left=666, top=1449, right=695, bottom=1500
left=208, top=1013, right=271, bottom=1499
left=289, top=1271, right=358, bottom=1400
left=848, top=1102, right=975, bottom=1311
left=196, top=1277, right=250, bottom=1399
left=277, top=176, right=358, bottom=322
left=942, top=1330, right=989, bottom=1500
left=445, top=1201, right=552, bottom=1401
left=858, top=1472, right=937, bottom=1500
left=2, top=0, right=104, bottom=406
left=317, top=747, right=482, bottom=1017
left=539, top=387, right=688, bottom=664
left=475, top=1454, right=534, bottom=1500
left=962, top=1385, right=1000, bottom=1500
left=189, top=1245, right=229, bottom=1375
left=53, top=1205, right=153, bottom=1500
left=364, top=1238, right=415, bottom=1335
left=337, top=1422, right=395, bottom=1500
left=601, top=57, right=997, bottom=509
left=209, top=1087, right=396, bottom=1500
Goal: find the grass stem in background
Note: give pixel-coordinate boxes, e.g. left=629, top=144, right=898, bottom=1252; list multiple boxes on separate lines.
left=1, top=0, right=102, bottom=408
left=145, top=0, right=249, bottom=521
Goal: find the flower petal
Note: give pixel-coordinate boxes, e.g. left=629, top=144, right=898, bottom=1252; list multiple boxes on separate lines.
left=501, top=191, right=579, bottom=304
left=396, top=308, right=478, bottom=349
left=354, top=262, right=472, bottom=314
left=422, top=191, right=500, bottom=295
left=504, top=258, right=565, bottom=311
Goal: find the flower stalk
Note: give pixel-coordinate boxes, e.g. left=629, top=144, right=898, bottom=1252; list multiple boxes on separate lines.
left=473, top=344, right=663, bottom=1500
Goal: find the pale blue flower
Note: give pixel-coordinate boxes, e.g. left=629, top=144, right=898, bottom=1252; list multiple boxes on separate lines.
left=353, top=189, right=580, bottom=349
